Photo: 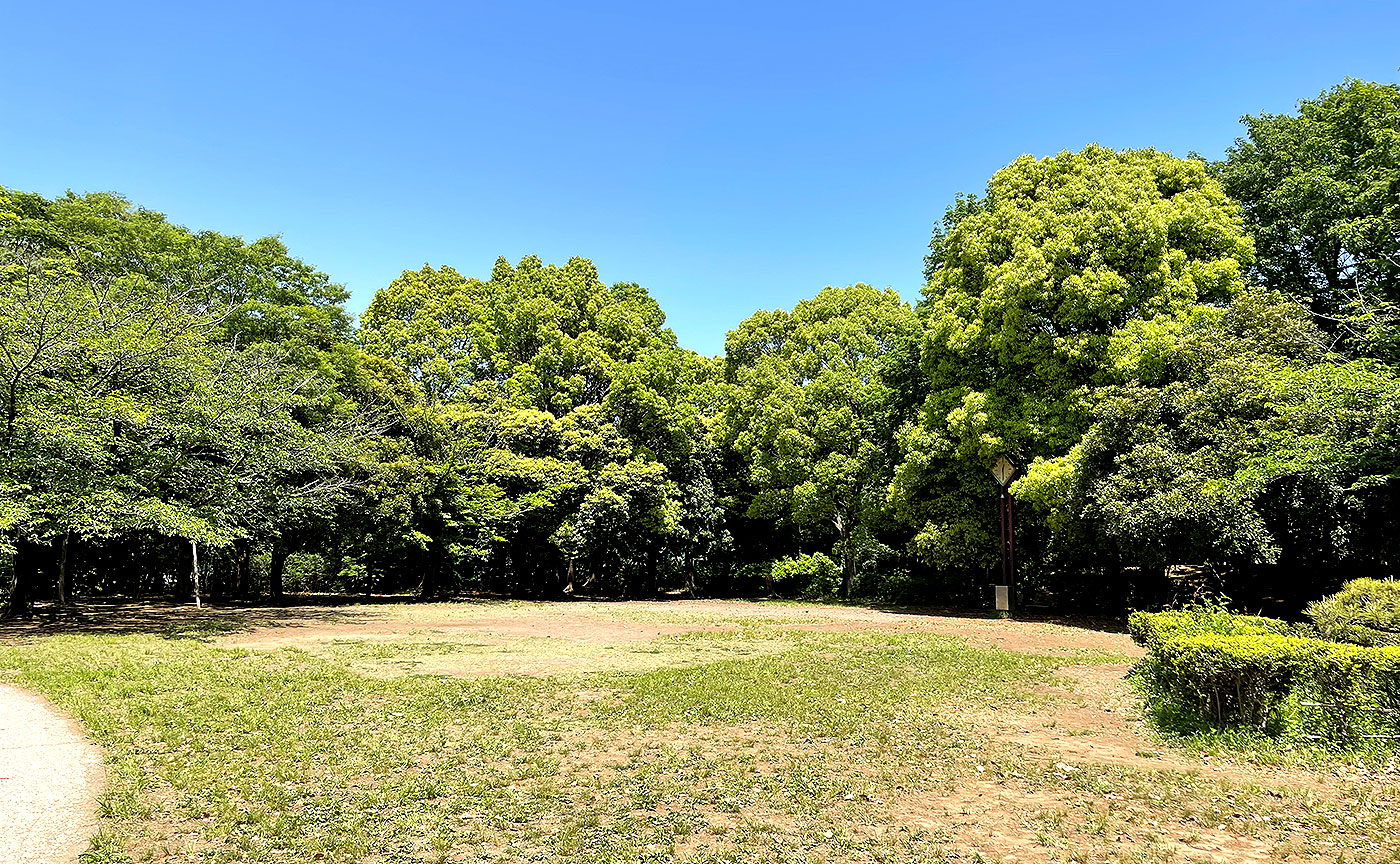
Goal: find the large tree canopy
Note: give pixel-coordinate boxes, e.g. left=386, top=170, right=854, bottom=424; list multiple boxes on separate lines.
left=901, top=146, right=1255, bottom=598
left=359, top=256, right=720, bottom=598
left=0, top=188, right=369, bottom=615
left=721, top=284, right=923, bottom=597
left=1218, top=79, right=1400, bottom=360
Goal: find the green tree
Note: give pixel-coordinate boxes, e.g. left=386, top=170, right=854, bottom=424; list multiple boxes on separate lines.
left=904, top=147, right=1254, bottom=599
left=1019, top=291, right=1400, bottom=606
left=721, top=284, right=922, bottom=597
left=1217, top=79, right=1400, bottom=360
left=360, top=256, right=714, bottom=597
left=0, top=188, right=367, bottom=614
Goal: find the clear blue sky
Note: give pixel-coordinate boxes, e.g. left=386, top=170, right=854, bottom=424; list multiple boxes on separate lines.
left=4, top=1, right=1398, bottom=356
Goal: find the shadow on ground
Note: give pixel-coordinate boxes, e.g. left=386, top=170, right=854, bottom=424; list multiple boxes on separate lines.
left=0, top=597, right=380, bottom=640
left=0, top=593, right=1131, bottom=642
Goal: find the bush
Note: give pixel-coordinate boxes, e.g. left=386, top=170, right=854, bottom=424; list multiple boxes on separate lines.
left=1127, top=601, right=1299, bottom=649
left=1133, top=608, right=1400, bottom=743
left=769, top=553, right=842, bottom=598
left=1148, top=632, right=1313, bottom=729
left=1305, top=578, right=1400, bottom=647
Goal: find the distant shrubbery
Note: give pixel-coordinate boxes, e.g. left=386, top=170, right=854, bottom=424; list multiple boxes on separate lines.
left=1132, top=583, right=1400, bottom=745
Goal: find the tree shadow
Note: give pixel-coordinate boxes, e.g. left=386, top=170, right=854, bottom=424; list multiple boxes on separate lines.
left=864, top=604, right=1131, bottom=635
left=0, top=593, right=1131, bottom=641
left=0, top=595, right=411, bottom=640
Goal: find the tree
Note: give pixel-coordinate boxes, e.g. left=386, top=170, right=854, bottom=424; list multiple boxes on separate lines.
left=0, top=188, right=367, bottom=614
left=721, top=284, right=922, bottom=598
left=360, top=256, right=714, bottom=597
left=1019, top=291, right=1400, bottom=607
left=903, top=146, right=1254, bottom=601
left=1217, top=79, right=1400, bottom=361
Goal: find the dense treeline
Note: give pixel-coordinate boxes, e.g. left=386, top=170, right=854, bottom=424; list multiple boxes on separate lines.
left=3, top=78, right=1397, bottom=616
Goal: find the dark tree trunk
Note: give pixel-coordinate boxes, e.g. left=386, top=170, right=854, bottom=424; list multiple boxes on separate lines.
left=418, top=546, right=436, bottom=601
left=2, top=538, right=45, bottom=619
left=269, top=548, right=288, bottom=603
left=55, top=533, right=71, bottom=607
left=232, top=539, right=251, bottom=598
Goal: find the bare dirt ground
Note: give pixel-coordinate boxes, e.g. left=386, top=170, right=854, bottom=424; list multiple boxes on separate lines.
left=0, top=683, right=105, bottom=864
left=213, top=599, right=1138, bottom=677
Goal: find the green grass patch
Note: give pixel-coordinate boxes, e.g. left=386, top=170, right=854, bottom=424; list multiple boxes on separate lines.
left=2, top=602, right=1396, bottom=863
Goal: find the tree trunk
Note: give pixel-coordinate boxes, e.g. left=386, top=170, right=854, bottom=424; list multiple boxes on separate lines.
left=191, top=540, right=202, bottom=608
left=2, top=538, right=42, bottom=619
left=418, top=546, right=435, bottom=601
left=269, top=548, right=288, bottom=603
left=55, top=532, right=71, bottom=607
left=232, top=539, right=250, bottom=599
left=834, top=514, right=855, bottom=599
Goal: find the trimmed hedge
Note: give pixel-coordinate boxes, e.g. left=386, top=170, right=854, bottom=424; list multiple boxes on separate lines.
left=1133, top=607, right=1400, bottom=743
left=1128, top=608, right=1299, bottom=649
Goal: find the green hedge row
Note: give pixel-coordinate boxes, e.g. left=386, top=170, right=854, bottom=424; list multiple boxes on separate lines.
left=1131, top=607, right=1400, bottom=744
left=1127, top=608, right=1300, bottom=647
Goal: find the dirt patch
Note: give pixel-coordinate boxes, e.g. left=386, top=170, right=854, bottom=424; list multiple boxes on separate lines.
left=214, top=599, right=1138, bottom=678
left=900, top=778, right=1280, bottom=863
left=221, top=616, right=704, bottom=649
left=962, top=663, right=1339, bottom=791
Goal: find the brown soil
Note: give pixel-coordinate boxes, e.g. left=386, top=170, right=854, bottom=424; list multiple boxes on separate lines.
left=212, top=599, right=1137, bottom=678
left=964, top=663, right=1328, bottom=787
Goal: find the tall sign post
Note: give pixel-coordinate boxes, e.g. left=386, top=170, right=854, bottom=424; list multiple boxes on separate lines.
left=989, top=456, right=1018, bottom=613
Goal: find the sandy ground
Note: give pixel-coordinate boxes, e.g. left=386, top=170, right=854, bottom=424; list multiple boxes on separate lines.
left=0, top=683, right=105, bottom=864
left=217, top=599, right=1139, bottom=677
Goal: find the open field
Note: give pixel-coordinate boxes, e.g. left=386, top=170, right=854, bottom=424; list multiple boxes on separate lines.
left=2, top=599, right=1398, bottom=863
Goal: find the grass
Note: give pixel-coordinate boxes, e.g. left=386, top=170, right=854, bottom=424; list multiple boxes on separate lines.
left=2, top=600, right=1399, bottom=863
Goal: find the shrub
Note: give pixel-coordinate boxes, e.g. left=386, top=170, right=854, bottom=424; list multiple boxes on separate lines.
left=1134, top=618, right=1400, bottom=743
left=1147, top=632, right=1314, bottom=729
left=1128, top=602, right=1298, bottom=649
left=1305, top=578, right=1400, bottom=647
left=769, top=553, right=842, bottom=598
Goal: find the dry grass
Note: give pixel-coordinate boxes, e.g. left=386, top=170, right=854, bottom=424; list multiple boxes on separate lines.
left=2, top=598, right=1398, bottom=863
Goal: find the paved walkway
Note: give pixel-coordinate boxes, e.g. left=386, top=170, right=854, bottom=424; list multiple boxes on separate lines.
left=0, top=684, right=105, bottom=864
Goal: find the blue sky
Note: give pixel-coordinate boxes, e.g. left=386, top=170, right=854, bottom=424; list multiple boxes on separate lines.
left=4, top=1, right=1398, bottom=355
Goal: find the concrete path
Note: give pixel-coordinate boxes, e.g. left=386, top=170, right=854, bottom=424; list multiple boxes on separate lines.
left=0, top=684, right=105, bottom=863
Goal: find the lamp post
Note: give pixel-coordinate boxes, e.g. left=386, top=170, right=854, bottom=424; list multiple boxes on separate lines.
left=989, top=456, right=1018, bottom=613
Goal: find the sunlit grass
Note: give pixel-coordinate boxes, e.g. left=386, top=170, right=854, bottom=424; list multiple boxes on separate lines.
left=2, top=602, right=1398, bottom=863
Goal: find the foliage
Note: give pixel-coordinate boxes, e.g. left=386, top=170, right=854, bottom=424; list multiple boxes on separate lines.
left=1305, top=578, right=1400, bottom=647
left=903, top=146, right=1255, bottom=605
left=0, top=188, right=372, bottom=614
left=721, top=284, right=923, bottom=597
left=1023, top=290, right=1400, bottom=604
left=1218, top=79, right=1400, bottom=361
left=1127, top=603, right=1300, bottom=649
left=359, top=256, right=719, bottom=597
left=767, top=553, right=842, bottom=598
left=1133, top=605, right=1400, bottom=745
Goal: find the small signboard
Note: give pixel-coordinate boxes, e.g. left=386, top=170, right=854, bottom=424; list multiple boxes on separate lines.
left=995, top=585, right=1010, bottom=611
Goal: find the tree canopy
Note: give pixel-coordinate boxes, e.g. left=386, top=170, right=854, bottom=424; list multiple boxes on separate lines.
left=4, top=75, right=1398, bottom=616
